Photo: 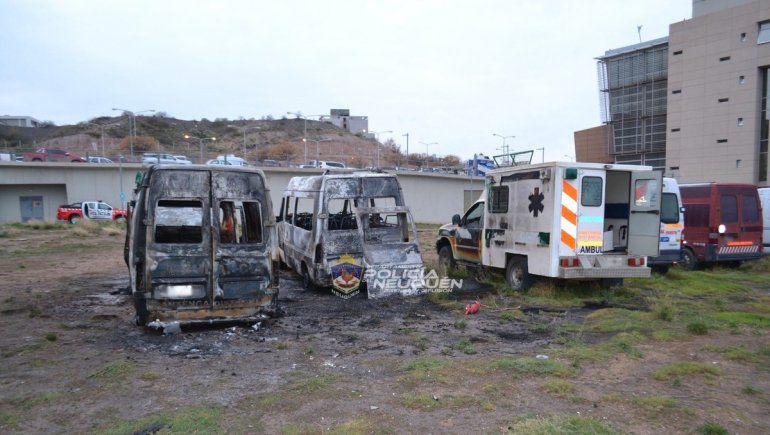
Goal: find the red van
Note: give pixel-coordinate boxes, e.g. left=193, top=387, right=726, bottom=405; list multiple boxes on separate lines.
left=679, top=183, right=762, bottom=269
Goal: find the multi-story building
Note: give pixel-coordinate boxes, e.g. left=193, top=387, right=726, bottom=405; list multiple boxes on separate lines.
left=324, top=109, right=369, bottom=135
left=575, top=0, right=770, bottom=186
left=666, top=0, right=770, bottom=185
left=0, top=115, right=41, bottom=128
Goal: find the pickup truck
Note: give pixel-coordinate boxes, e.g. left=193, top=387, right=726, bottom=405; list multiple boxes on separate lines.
left=24, top=148, right=86, bottom=162
left=57, top=201, right=127, bottom=224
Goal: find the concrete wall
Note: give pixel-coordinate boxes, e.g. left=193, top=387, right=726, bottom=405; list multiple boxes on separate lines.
left=666, top=0, right=770, bottom=186
left=0, top=162, right=482, bottom=224
left=0, top=184, right=67, bottom=222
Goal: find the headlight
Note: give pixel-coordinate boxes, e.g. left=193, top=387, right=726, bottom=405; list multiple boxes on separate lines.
left=154, top=284, right=206, bottom=299
left=718, top=224, right=726, bottom=234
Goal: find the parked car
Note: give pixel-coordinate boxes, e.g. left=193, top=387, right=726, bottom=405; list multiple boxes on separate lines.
left=308, top=160, right=346, bottom=169
left=142, top=153, right=192, bottom=165
left=759, top=187, right=770, bottom=254
left=277, top=171, right=424, bottom=298
left=647, top=177, right=685, bottom=273
left=0, top=153, right=23, bottom=162
left=436, top=162, right=663, bottom=290
left=206, top=159, right=236, bottom=166
left=24, top=148, right=86, bottom=162
left=57, top=201, right=127, bottom=224
left=88, top=156, right=114, bottom=164
left=680, top=183, right=762, bottom=269
left=173, top=155, right=193, bottom=164
left=214, top=155, right=248, bottom=166
left=125, top=165, right=279, bottom=326
left=259, top=159, right=281, bottom=167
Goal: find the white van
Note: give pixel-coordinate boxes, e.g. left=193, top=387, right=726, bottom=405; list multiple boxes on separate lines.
left=759, top=187, right=770, bottom=254
left=648, top=177, right=684, bottom=272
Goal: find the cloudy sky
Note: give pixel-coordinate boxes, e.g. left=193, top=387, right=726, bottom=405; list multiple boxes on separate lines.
left=0, top=0, right=690, bottom=160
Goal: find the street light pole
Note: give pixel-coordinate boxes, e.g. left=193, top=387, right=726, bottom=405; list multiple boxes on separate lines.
left=419, top=141, right=438, bottom=169
left=536, top=147, right=545, bottom=163
left=402, top=133, right=409, bottom=167
left=112, top=108, right=155, bottom=160
left=184, top=134, right=216, bottom=163
left=307, top=138, right=331, bottom=166
left=370, top=130, right=392, bottom=167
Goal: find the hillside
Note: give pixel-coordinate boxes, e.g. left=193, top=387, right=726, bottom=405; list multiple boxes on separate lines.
left=0, top=115, right=460, bottom=168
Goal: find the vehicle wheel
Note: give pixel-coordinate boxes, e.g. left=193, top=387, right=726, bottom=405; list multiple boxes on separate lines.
left=32, top=158, right=42, bottom=162
left=115, top=215, right=127, bottom=224
left=438, top=245, right=456, bottom=275
left=680, top=248, right=698, bottom=270
left=505, top=256, right=533, bottom=292
left=68, top=215, right=80, bottom=225
left=652, top=265, right=670, bottom=275
left=302, top=264, right=316, bottom=291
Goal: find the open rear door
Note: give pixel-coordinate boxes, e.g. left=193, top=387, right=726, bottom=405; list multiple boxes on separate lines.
left=627, top=170, right=662, bottom=257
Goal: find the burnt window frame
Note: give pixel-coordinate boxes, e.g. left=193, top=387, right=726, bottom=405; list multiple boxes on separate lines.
left=488, top=185, right=509, bottom=213
left=217, top=199, right=264, bottom=245
left=293, top=196, right=315, bottom=231
left=153, top=199, right=204, bottom=244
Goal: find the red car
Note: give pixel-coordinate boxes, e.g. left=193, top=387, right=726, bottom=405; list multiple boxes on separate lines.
left=680, top=183, right=762, bottom=269
left=57, top=201, right=127, bottom=224
left=24, top=148, right=86, bottom=162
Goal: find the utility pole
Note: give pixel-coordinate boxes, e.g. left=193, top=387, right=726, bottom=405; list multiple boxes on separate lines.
left=402, top=133, right=409, bottom=167
left=419, top=141, right=437, bottom=169
left=112, top=108, right=155, bottom=161
left=535, top=147, right=545, bottom=163
left=370, top=130, right=392, bottom=167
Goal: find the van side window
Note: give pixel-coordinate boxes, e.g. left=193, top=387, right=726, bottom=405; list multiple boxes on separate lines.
left=219, top=200, right=262, bottom=244
left=720, top=195, right=738, bottom=223
left=660, top=193, right=679, bottom=224
left=581, top=177, right=603, bottom=207
left=370, top=197, right=397, bottom=207
left=328, top=199, right=357, bottom=230
left=285, top=197, right=294, bottom=223
left=684, top=204, right=709, bottom=227
left=742, top=195, right=759, bottom=223
left=295, top=197, right=314, bottom=231
left=155, top=200, right=203, bottom=244
left=489, top=186, right=509, bottom=213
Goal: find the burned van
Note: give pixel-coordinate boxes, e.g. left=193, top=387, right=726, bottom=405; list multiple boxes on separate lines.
left=126, top=165, right=279, bottom=326
left=277, top=170, right=424, bottom=298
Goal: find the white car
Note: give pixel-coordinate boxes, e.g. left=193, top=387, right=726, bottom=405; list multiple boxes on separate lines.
left=142, top=153, right=192, bottom=165
left=307, top=160, right=346, bottom=169
left=88, top=156, right=113, bottom=163
left=215, top=155, right=249, bottom=166
left=173, top=155, right=193, bottom=164
left=206, top=159, right=238, bottom=166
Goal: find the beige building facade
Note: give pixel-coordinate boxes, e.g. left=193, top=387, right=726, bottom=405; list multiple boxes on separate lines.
left=666, top=0, right=770, bottom=185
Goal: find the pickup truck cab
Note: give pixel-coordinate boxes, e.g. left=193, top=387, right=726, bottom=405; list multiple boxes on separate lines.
left=436, top=160, right=662, bottom=290
left=57, top=201, right=127, bottom=224
left=24, top=148, right=86, bottom=162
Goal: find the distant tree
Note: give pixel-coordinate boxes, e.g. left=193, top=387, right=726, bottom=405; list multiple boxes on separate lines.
left=153, top=111, right=169, bottom=118
left=441, top=154, right=461, bottom=167
left=117, top=135, right=159, bottom=152
left=40, top=120, right=56, bottom=127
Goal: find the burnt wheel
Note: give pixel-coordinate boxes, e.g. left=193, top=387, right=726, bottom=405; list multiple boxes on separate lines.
left=505, top=256, right=533, bottom=292
left=438, top=245, right=456, bottom=275
left=680, top=248, right=698, bottom=271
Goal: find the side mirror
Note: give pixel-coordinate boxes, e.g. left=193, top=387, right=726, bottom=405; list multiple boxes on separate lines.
left=452, top=214, right=461, bottom=225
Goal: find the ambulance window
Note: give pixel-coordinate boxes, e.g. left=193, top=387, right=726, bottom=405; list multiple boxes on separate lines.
left=720, top=195, right=738, bottom=223
left=742, top=195, right=759, bottom=223
left=489, top=186, right=509, bottom=213
left=661, top=193, right=679, bottom=224
left=155, top=200, right=203, bottom=244
left=634, top=179, right=659, bottom=207
left=581, top=177, right=603, bottom=207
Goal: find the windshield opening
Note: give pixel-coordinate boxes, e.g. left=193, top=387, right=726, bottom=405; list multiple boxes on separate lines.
left=363, top=211, right=410, bottom=243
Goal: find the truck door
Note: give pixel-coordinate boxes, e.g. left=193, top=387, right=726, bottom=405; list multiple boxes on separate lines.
left=212, top=171, right=272, bottom=302
left=628, top=170, right=662, bottom=256
left=455, top=201, right=484, bottom=263
left=577, top=170, right=606, bottom=254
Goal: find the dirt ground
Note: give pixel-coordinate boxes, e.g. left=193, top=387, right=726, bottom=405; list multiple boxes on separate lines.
left=0, top=224, right=769, bottom=434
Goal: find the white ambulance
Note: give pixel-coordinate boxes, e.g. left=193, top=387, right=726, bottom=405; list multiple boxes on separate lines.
left=436, top=161, right=662, bottom=290
left=647, top=178, right=684, bottom=272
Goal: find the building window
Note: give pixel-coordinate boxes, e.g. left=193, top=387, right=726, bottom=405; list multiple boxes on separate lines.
left=718, top=98, right=729, bottom=103
left=672, top=89, right=681, bottom=94
left=719, top=56, right=731, bottom=62
left=717, top=139, right=728, bottom=143
left=673, top=50, right=683, bottom=55
left=738, top=117, right=744, bottom=126
left=671, top=128, right=680, bottom=132
left=759, top=21, right=770, bottom=44
left=760, top=67, right=769, bottom=181
left=741, top=32, right=747, bottom=42
left=739, top=75, right=745, bottom=85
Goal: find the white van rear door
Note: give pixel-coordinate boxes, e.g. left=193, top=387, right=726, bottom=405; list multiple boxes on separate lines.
left=628, top=170, right=662, bottom=256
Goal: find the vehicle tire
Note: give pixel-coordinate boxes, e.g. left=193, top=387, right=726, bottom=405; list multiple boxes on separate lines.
left=302, top=264, right=316, bottom=291
left=438, top=245, right=456, bottom=275
left=652, top=265, right=670, bottom=275
left=68, top=214, right=80, bottom=225
left=32, top=158, right=42, bottom=162
left=680, top=248, right=699, bottom=270
left=505, top=256, right=533, bottom=292
left=115, top=215, right=127, bottom=224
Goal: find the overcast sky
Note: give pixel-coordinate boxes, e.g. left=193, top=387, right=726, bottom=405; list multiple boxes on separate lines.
left=0, top=0, right=691, bottom=161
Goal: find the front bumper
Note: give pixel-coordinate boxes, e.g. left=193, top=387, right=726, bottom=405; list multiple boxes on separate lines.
left=558, top=266, right=651, bottom=279
left=648, top=249, right=681, bottom=266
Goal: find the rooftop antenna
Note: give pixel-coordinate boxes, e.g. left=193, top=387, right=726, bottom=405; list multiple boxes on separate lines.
left=637, top=25, right=643, bottom=43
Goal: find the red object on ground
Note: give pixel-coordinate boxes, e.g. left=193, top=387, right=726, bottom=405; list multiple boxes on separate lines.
left=465, top=300, right=481, bottom=315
